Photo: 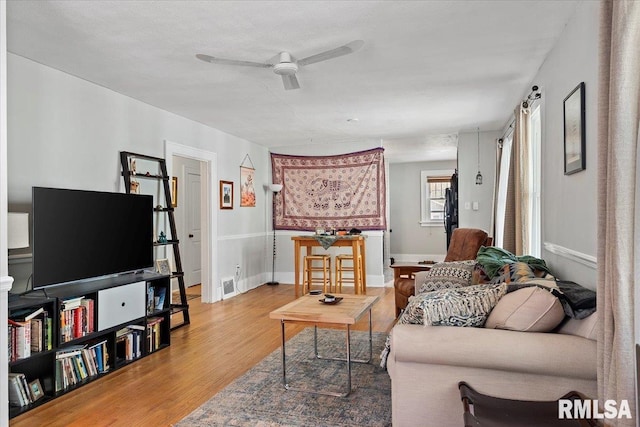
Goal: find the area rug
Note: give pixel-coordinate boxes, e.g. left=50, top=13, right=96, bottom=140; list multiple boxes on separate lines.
left=175, top=329, right=391, bottom=427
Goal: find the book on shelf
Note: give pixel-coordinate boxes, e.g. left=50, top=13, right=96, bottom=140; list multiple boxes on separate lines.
left=147, top=285, right=155, bottom=314
left=146, top=317, right=165, bottom=352
left=154, top=288, right=166, bottom=310
left=8, top=319, right=31, bottom=361
left=8, top=308, right=51, bottom=360
left=116, top=325, right=144, bottom=361
left=8, top=373, right=30, bottom=407
left=11, top=307, right=45, bottom=322
left=59, top=299, right=94, bottom=343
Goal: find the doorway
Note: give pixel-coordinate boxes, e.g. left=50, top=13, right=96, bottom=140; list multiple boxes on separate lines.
left=173, top=158, right=203, bottom=291
left=165, top=140, right=218, bottom=303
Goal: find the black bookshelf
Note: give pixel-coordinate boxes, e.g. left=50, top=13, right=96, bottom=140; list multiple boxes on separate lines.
left=7, top=272, right=171, bottom=419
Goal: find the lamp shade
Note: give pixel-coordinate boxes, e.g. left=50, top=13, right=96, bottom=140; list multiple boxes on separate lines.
left=268, top=184, right=283, bottom=193
left=8, top=212, right=30, bottom=249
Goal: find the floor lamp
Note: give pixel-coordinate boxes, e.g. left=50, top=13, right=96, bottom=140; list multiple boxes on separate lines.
left=266, top=183, right=283, bottom=285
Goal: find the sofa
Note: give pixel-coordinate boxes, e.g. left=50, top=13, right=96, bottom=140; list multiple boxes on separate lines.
left=394, top=228, right=492, bottom=316
left=386, top=257, right=598, bottom=426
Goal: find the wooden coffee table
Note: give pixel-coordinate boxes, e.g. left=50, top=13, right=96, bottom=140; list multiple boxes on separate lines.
left=269, top=293, right=379, bottom=397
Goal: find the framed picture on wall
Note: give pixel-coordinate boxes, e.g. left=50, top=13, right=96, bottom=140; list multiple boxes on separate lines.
left=171, top=177, right=178, bottom=207
left=240, top=166, right=256, bottom=207
left=563, top=82, right=586, bottom=175
left=220, top=180, right=233, bottom=209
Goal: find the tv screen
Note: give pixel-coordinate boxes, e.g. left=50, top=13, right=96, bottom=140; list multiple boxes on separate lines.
left=32, top=187, right=154, bottom=289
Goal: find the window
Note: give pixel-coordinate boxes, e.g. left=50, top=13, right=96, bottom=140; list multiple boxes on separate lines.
left=420, top=169, right=454, bottom=226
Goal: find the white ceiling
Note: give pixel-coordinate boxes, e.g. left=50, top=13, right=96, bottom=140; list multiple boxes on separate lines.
left=6, top=0, right=578, bottom=162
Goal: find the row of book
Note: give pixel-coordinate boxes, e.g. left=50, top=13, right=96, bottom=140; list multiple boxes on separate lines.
left=55, top=340, right=109, bottom=392
left=8, top=372, right=44, bottom=407
left=8, top=307, right=53, bottom=362
left=116, top=325, right=144, bottom=362
left=60, top=296, right=95, bottom=343
left=147, top=317, right=165, bottom=352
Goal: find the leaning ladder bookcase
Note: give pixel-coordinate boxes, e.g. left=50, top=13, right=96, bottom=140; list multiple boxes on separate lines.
left=119, top=151, right=190, bottom=329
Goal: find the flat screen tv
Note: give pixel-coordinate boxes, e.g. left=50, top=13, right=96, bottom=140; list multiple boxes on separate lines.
left=32, top=187, right=154, bottom=289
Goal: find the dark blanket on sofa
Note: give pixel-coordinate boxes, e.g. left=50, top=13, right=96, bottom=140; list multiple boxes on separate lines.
left=508, top=279, right=596, bottom=319
left=553, top=280, right=597, bottom=319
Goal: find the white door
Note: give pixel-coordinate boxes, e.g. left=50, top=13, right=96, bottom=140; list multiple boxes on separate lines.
left=185, top=165, right=202, bottom=287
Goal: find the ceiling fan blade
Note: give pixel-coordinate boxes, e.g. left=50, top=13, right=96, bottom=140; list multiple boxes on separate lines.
left=297, top=40, right=364, bottom=67
left=195, top=54, right=271, bottom=69
left=282, top=74, right=300, bottom=90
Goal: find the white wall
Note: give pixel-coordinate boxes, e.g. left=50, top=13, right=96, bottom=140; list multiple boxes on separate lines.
left=533, top=1, right=599, bottom=289
left=388, top=160, right=456, bottom=262
left=458, top=130, right=499, bottom=233
left=7, top=54, right=271, bottom=299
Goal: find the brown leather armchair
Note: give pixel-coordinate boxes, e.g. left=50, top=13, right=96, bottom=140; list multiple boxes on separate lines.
left=394, top=228, right=492, bottom=316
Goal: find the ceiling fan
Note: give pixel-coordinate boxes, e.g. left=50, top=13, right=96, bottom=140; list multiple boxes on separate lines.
left=196, top=40, right=364, bottom=90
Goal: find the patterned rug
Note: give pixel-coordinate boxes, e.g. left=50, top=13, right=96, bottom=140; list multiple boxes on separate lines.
left=176, top=329, right=391, bottom=427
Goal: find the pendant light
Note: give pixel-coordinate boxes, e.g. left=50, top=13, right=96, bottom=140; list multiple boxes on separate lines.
left=475, top=127, right=483, bottom=185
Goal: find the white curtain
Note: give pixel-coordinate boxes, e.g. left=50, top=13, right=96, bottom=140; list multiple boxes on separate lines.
left=597, top=1, right=640, bottom=424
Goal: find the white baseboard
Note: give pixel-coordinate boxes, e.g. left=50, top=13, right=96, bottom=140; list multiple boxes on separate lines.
left=543, top=242, right=597, bottom=270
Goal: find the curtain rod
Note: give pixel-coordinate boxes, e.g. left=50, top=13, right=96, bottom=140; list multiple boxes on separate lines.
left=522, top=85, right=541, bottom=108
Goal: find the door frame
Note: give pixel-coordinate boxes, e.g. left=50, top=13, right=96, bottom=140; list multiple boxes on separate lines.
left=164, top=140, right=218, bottom=303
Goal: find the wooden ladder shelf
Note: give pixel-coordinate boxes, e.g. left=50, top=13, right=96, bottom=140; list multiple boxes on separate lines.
left=120, top=151, right=191, bottom=330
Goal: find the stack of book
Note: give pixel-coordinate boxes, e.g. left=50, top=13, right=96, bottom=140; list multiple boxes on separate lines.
left=115, top=325, right=144, bottom=362
left=8, top=307, right=53, bottom=362
left=146, top=317, right=165, bottom=352
left=59, top=297, right=95, bottom=343
left=55, top=340, right=109, bottom=392
left=8, top=372, right=41, bottom=407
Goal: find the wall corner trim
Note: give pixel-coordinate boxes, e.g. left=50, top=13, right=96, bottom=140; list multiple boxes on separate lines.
left=543, top=242, right=597, bottom=270
left=0, top=275, right=14, bottom=292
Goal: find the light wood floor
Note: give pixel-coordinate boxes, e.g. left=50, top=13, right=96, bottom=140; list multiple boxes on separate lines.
left=11, top=284, right=396, bottom=427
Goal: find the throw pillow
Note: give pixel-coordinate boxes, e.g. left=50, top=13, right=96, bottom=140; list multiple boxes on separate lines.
left=416, top=260, right=476, bottom=295
left=418, top=283, right=508, bottom=327
left=484, top=286, right=565, bottom=332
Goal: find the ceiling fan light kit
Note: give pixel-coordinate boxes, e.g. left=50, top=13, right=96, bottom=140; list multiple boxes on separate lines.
left=196, top=40, right=364, bottom=90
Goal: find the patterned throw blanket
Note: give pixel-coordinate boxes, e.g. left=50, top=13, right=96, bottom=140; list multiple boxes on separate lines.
left=270, top=148, right=386, bottom=231
left=475, top=246, right=551, bottom=279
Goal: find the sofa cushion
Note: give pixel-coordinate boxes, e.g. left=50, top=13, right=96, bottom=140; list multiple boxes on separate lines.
left=416, top=260, right=475, bottom=295
left=485, top=286, right=565, bottom=332
left=557, top=313, right=598, bottom=341
left=418, top=283, right=508, bottom=327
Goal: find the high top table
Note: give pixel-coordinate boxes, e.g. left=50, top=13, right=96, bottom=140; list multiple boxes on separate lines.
left=291, top=235, right=367, bottom=297
left=269, top=293, right=379, bottom=397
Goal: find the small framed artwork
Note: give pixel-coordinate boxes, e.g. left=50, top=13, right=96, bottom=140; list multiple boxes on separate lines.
left=171, top=177, right=178, bottom=207
left=563, top=82, right=586, bottom=175
left=240, top=166, right=256, bottom=207
left=28, top=379, right=44, bottom=401
left=220, top=180, right=234, bottom=210
left=155, top=258, right=171, bottom=276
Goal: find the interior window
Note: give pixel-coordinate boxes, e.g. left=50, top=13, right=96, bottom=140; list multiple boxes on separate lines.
left=420, top=170, right=454, bottom=226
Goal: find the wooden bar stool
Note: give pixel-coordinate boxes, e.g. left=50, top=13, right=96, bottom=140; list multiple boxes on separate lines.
left=303, top=254, right=332, bottom=294
left=335, top=254, right=363, bottom=294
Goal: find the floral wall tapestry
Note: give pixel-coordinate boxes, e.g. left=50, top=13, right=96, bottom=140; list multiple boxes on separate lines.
left=270, top=148, right=386, bottom=231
